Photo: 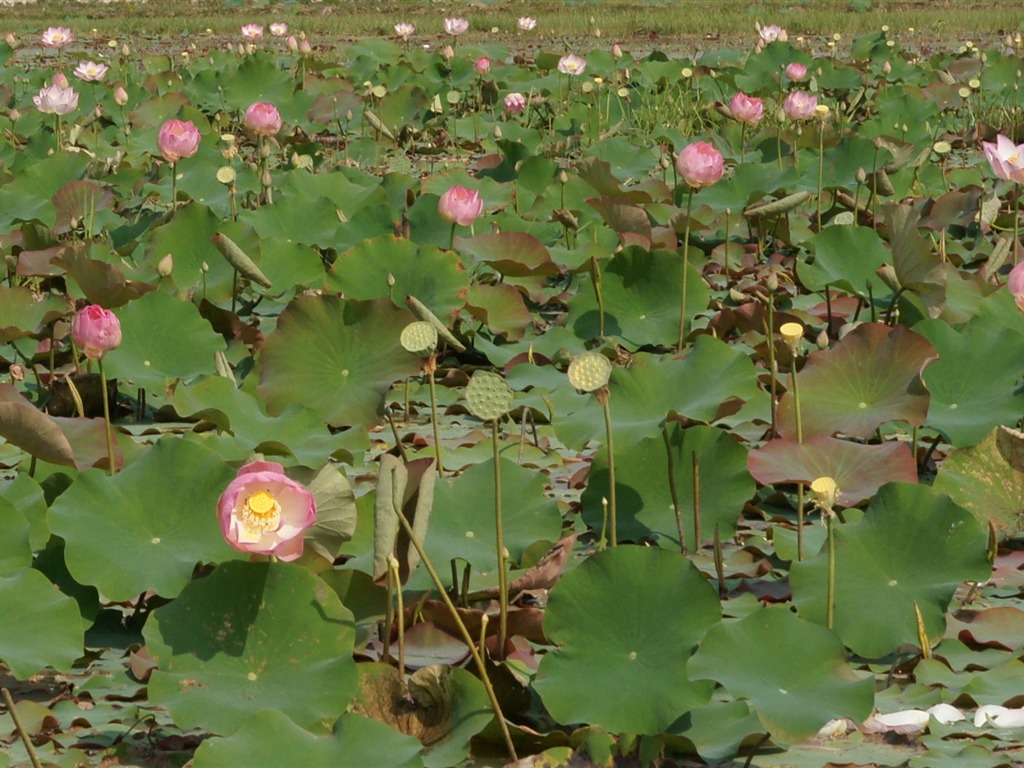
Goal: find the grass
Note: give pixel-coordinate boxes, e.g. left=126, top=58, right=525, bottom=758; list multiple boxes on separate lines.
left=2, top=0, right=1023, bottom=50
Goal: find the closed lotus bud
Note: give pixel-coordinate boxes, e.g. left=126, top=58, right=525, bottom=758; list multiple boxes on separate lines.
left=262, top=169, right=272, bottom=188
left=5, top=33, right=16, bottom=47
left=298, top=39, right=311, bottom=55
left=883, top=60, right=892, bottom=75
left=494, top=124, right=502, bottom=139
left=113, top=85, right=128, bottom=106
left=612, top=43, right=623, bottom=59
left=157, top=252, right=174, bottom=277
left=201, top=261, right=209, bottom=273
left=876, top=263, right=901, bottom=292
left=856, top=167, right=867, bottom=184
left=387, top=272, right=396, bottom=287
left=122, top=44, right=130, bottom=57
left=286, top=35, right=298, bottom=52
left=52, top=71, right=69, bottom=89
left=766, top=272, right=779, bottom=292
left=816, top=329, right=829, bottom=349
left=7, top=108, right=20, bottom=121
left=559, top=170, right=569, bottom=185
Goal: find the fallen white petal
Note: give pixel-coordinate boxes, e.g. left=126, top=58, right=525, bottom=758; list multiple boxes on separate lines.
left=862, top=709, right=930, bottom=735
left=816, top=718, right=849, bottom=739
left=974, top=705, right=1011, bottom=727
left=927, top=703, right=966, bottom=724
left=992, top=708, right=1024, bottom=728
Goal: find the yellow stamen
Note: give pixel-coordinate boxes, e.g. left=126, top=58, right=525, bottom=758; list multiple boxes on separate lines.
left=238, top=489, right=282, bottom=541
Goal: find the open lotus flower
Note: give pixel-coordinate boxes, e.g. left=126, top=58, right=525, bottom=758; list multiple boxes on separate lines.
left=518, top=17, right=537, bottom=31
left=74, top=60, right=109, bottom=82
left=1008, top=262, right=1024, bottom=311
left=729, top=91, right=764, bottom=124
left=41, top=26, right=73, bottom=48
left=157, top=119, right=201, bottom=162
left=269, top=22, right=288, bottom=37
left=394, top=22, right=415, bottom=40
left=757, top=22, right=787, bottom=43
left=474, top=56, right=490, bottom=75
left=676, top=141, right=725, bottom=188
left=438, top=185, right=484, bottom=227
left=785, top=62, right=808, bottom=81
left=72, top=304, right=121, bottom=360
left=244, top=102, right=282, bottom=137
left=784, top=90, right=818, bottom=121
left=218, top=460, right=316, bottom=562
left=557, top=53, right=587, bottom=76
left=982, top=133, right=1024, bottom=183
left=444, top=17, right=469, bottom=36
left=504, top=92, right=527, bottom=115
left=33, top=81, right=78, bottom=115
left=240, top=23, right=264, bottom=40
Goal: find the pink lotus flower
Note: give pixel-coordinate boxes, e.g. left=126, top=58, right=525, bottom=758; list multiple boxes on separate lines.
left=298, top=38, right=312, bottom=55
left=34, top=82, right=78, bottom=115
left=557, top=53, right=587, bottom=76
left=474, top=57, right=490, bottom=75
left=729, top=92, right=764, bottom=124
left=757, top=23, right=787, bottom=43
left=394, top=22, right=415, bottom=40
left=982, top=134, right=1024, bottom=183
left=72, top=304, right=121, bottom=360
left=74, top=60, right=108, bottom=82
left=286, top=35, right=299, bottom=52
left=240, top=24, right=264, bottom=40
left=41, top=26, right=73, bottom=48
left=157, top=119, right=201, bottom=162
left=1007, top=261, right=1024, bottom=311
left=518, top=17, right=537, bottom=31
left=504, top=92, right=527, bottom=114
left=217, top=460, right=316, bottom=562
left=783, top=91, right=818, bottom=121
left=444, top=17, right=469, bottom=36
left=785, top=62, right=808, bottom=81
left=269, top=22, right=288, bottom=37
left=438, top=186, right=484, bottom=227
left=244, top=102, right=282, bottom=137
left=676, top=141, right=725, bottom=188
left=113, top=86, right=128, bottom=106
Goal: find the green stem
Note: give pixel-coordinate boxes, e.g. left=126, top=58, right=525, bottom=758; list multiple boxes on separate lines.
left=663, top=427, right=686, bottom=555
left=599, top=390, right=617, bottom=547
left=492, top=420, right=508, bottom=659
left=826, top=512, right=835, bottom=629
left=677, top=186, right=695, bottom=352
left=170, top=160, right=178, bottom=211
left=2, top=688, right=44, bottom=768
left=427, top=360, right=444, bottom=475
left=591, top=255, right=605, bottom=338
left=817, top=120, right=825, bottom=228
left=387, top=470, right=518, bottom=762
left=98, top=358, right=116, bottom=476
left=389, top=557, right=406, bottom=679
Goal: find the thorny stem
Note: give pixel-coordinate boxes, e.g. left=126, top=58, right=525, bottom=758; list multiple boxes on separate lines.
left=598, top=388, right=617, bottom=547
left=492, top=420, right=508, bottom=659
left=826, top=512, right=836, bottom=629
left=426, top=355, right=444, bottom=475
left=692, top=451, right=701, bottom=550
left=663, top=427, right=686, bottom=555
left=790, top=364, right=805, bottom=559
left=98, top=358, right=116, bottom=476
left=388, top=556, right=406, bottom=679
left=677, top=186, right=696, bottom=352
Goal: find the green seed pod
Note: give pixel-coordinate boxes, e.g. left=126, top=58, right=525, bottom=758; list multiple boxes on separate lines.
left=400, top=321, right=438, bottom=357
left=465, top=370, right=513, bottom=421
left=567, top=352, right=612, bottom=392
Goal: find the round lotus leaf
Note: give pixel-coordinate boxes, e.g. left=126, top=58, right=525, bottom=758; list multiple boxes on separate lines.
left=401, top=321, right=438, bottom=357
left=465, top=371, right=513, bottom=422
left=567, top=352, right=612, bottom=392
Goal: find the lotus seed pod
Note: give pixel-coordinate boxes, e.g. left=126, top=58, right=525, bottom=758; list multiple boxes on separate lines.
left=779, top=322, right=803, bottom=353
left=567, top=352, right=612, bottom=392
left=465, top=370, right=513, bottom=421
left=400, top=321, right=438, bottom=357
left=810, top=476, right=839, bottom=510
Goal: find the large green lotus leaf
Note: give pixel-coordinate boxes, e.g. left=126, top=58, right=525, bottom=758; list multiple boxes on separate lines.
left=171, top=376, right=339, bottom=466
left=454, top=232, right=561, bottom=278
left=747, top=436, right=917, bottom=506
left=424, top=458, right=562, bottom=584
left=790, top=482, right=991, bottom=658
left=326, top=235, right=468, bottom=319
left=666, top=699, right=761, bottom=762
left=555, top=337, right=760, bottom=449
left=534, top=546, right=721, bottom=735
left=146, top=561, right=358, bottom=735
left=914, top=315, right=1024, bottom=448
left=798, top=225, right=892, bottom=299
left=0, top=568, right=84, bottom=678
left=1, top=473, right=48, bottom=550
left=688, top=606, right=874, bottom=746
left=145, top=203, right=235, bottom=300
left=0, top=151, right=90, bottom=229
left=582, top=425, right=753, bottom=549
left=0, top=496, right=29, bottom=575
left=237, top=191, right=341, bottom=247
left=47, top=437, right=239, bottom=602
left=567, top=248, right=710, bottom=349
left=212, top=221, right=325, bottom=293
left=934, top=426, right=1024, bottom=538
left=464, top=283, right=532, bottom=341
left=0, top=286, right=66, bottom=342
left=259, top=296, right=420, bottom=429
left=101, top=291, right=225, bottom=394
left=887, top=205, right=948, bottom=319
left=776, top=323, right=937, bottom=440
left=193, top=710, right=423, bottom=768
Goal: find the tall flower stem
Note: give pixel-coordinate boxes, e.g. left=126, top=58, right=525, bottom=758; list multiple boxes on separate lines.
left=169, top=160, right=178, bottom=211
left=826, top=512, right=836, bottom=629
left=816, top=119, right=826, bottom=228
left=492, top=420, right=508, bottom=658
left=597, top=387, right=617, bottom=547
left=663, top=427, right=686, bottom=554
left=387, top=475, right=518, bottom=762
left=426, top=355, right=444, bottom=475
left=388, top=556, right=406, bottom=678
left=98, top=358, right=116, bottom=475
left=677, top=186, right=695, bottom=352
left=790, top=366, right=805, bottom=560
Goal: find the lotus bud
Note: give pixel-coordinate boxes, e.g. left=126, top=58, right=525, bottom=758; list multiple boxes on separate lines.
left=52, top=71, right=69, bottom=89
left=559, top=169, right=569, bottom=185
left=157, top=253, right=174, bottom=277
left=612, top=43, right=623, bottom=59
left=387, top=272, right=396, bottom=287
left=9, top=364, right=24, bottom=382
left=816, top=329, right=829, bottom=349
left=122, top=44, right=130, bottom=57
left=260, top=141, right=271, bottom=158
left=779, top=322, right=803, bottom=354
left=5, top=33, right=16, bottom=47
left=201, top=261, right=209, bottom=273
left=856, top=167, right=867, bottom=184
left=494, top=124, right=502, bottom=139
left=7, top=108, right=20, bottom=121
left=876, top=263, right=901, bottom=292
left=286, top=34, right=298, bottom=52
left=883, top=60, right=892, bottom=75
left=114, top=85, right=128, bottom=106
left=298, top=39, right=311, bottom=55
left=766, top=272, right=779, bottom=292
left=262, top=169, right=272, bottom=188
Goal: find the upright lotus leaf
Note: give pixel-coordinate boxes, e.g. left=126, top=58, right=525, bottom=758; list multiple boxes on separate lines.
left=146, top=561, right=358, bottom=735
left=687, top=606, right=874, bottom=746
left=776, top=323, right=937, bottom=440
left=0, top=287, right=67, bottom=342
left=425, top=459, right=562, bottom=583
left=797, top=225, right=893, bottom=299
left=587, top=196, right=653, bottom=245
left=934, top=426, right=1024, bottom=538
left=914, top=315, right=1024, bottom=447
left=48, top=438, right=239, bottom=602
left=453, top=232, right=560, bottom=278
left=567, top=248, right=710, bottom=349
left=101, top=291, right=226, bottom=395
left=374, top=455, right=436, bottom=583
left=326, top=236, right=469, bottom=320
left=259, top=296, right=420, bottom=429
left=747, top=436, right=917, bottom=507
left=192, top=710, right=423, bottom=768
left=886, top=204, right=948, bottom=318
left=464, top=283, right=532, bottom=341
left=582, top=425, right=753, bottom=548
left=146, top=202, right=235, bottom=300
left=0, top=568, right=84, bottom=679
left=534, top=546, right=721, bottom=735
left=790, top=483, right=991, bottom=658
left=0, top=497, right=30, bottom=574
left=299, top=463, right=358, bottom=562
left=0, top=383, right=74, bottom=467
left=51, top=180, right=116, bottom=235
left=556, top=337, right=760, bottom=449
left=55, top=244, right=154, bottom=307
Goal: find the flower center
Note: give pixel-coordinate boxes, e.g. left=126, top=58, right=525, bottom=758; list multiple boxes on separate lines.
left=240, top=490, right=282, bottom=536
left=1011, top=153, right=1019, bottom=164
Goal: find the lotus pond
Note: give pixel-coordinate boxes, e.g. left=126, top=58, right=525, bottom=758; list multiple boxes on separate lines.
left=1, top=15, right=1024, bottom=768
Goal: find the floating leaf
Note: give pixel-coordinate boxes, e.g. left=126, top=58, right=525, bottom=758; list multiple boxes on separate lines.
left=259, top=296, right=420, bottom=429
left=0, top=568, right=84, bottom=679
left=790, top=482, right=991, bottom=658
left=146, top=561, right=358, bottom=735
left=776, top=323, right=937, bottom=439
left=688, top=606, right=874, bottom=746
left=534, top=546, right=721, bottom=735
